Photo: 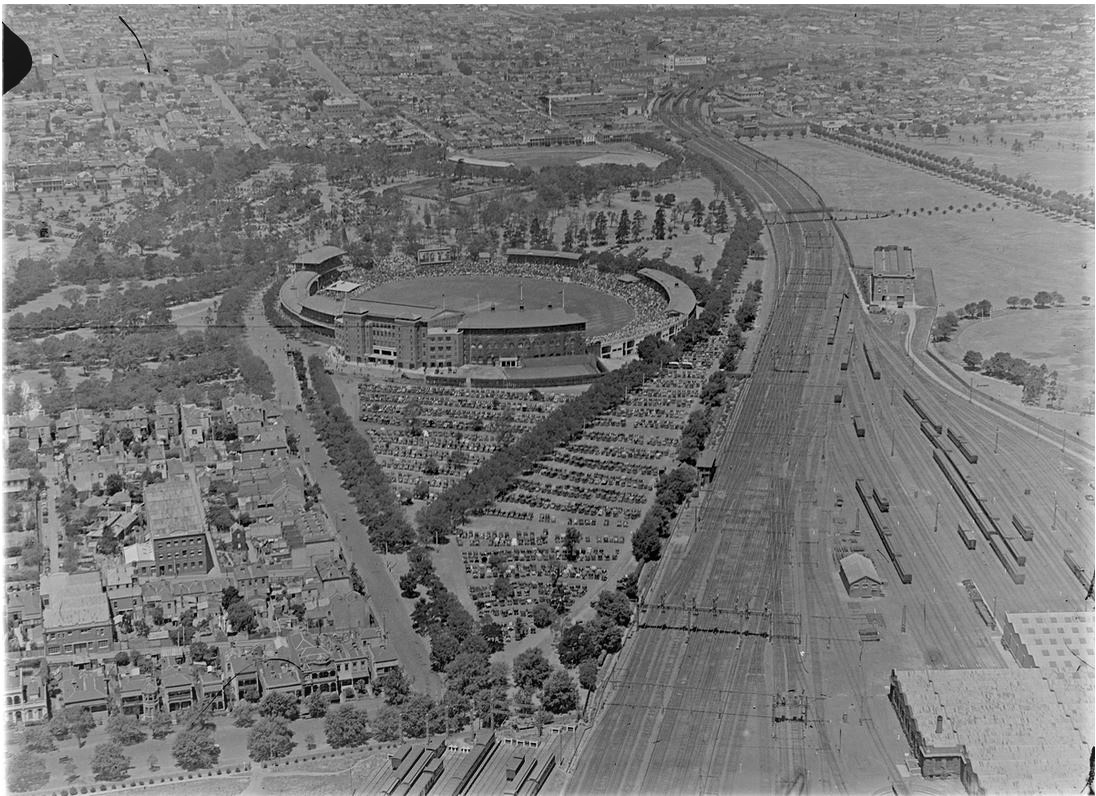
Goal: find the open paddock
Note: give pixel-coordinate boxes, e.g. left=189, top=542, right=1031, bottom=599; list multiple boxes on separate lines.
left=893, top=118, right=1095, bottom=196
left=939, top=307, right=1095, bottom=414
left=751, top=136, right=1095, bottom=313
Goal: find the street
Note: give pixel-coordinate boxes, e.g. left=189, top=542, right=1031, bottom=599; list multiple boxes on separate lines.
left=242, top=289, right=441, bottom=695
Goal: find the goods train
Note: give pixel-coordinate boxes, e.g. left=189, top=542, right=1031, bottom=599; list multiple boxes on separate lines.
left=903, top=389, right=942, bottom=434
left=931, top=448, right=1026, bottom=584
left=946, top=427, right=979, bottom=464
left=854, top=478, right=912, bottom=584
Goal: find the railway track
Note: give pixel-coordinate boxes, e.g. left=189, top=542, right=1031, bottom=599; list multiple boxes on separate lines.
left=567, top=91, right=1092, bottom=795
left=568, top=94, right=848, bottom=794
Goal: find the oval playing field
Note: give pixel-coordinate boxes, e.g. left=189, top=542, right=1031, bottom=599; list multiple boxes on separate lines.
left=361, top=275, right=636, bottom=338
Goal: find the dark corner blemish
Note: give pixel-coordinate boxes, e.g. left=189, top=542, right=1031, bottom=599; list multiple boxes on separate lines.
left=3, top=22, right=33, bottom=94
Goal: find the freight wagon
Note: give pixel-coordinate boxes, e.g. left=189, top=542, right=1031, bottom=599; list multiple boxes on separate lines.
left=932, top=449, right=992, bottom=540
left=996, top=529, right=1026, bottom=567
left=956, top=524, right=977, bottom=550
left=1011, top=514, right=1034, bottom=542
left=872, top=487, right=890, bottom=512
left=1064, top=549, right=1088, bottom=586
left=903, top=389, right=942, bottom=434
left=988, top=535, right=1026, bottom=585
left=862, top=343, right=881, bottom=380
left=852, top=414, right=865, bottom=438
left=946, top=427, right=979, bottom=464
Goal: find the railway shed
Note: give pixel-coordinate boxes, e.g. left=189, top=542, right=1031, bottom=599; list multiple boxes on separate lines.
left=889, top=667, right=1091, bottom=793
left=837, top=552, right=884, bottom=598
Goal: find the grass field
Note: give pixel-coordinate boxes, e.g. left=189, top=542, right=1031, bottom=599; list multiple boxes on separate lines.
left=462, top=143, right=666, bottom=170
left=940, top=308, right=1095, bottom=413
left=361, top=274, right=635, bottom=338
left=889, top=119, right=1096, bottom=197
left=549, top=175, right=728, bottom=277
left=751, top=136, right=1095, bottom=312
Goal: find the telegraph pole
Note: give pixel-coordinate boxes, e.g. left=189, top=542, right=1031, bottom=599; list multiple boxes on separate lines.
left=1052, top=492, right=1059, bottom=531
left=933, top=501, right=939, bottom=533
left=994, top=426, right=999, bottom=454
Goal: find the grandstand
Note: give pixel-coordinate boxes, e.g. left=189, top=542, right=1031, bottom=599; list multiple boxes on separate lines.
left=279, top=251, right=699, bottom=374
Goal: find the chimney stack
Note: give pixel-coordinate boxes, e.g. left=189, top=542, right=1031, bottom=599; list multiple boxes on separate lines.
left=935, top=715, right=943, bottom=734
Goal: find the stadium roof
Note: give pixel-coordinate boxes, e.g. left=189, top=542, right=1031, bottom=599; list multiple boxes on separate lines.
left=293, top=245, right=346, bottom=267
left=505, top=248, right=584, bottom=261
left=447, top=154, right=514, bottom=169
left=458, top=307, right=586, bottom=330
left=326, top=280, right=361, bottom=294
left=343, top=298, right=450, bottom=323
left=638, top=268, right=698, bottom=318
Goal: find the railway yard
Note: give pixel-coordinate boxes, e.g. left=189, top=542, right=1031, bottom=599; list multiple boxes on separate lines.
left=563, top=96, right=1094, bottom=795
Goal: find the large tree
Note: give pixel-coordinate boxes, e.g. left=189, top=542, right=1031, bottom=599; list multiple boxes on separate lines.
left=232, top=700, right=258, bottom=727
left=172, top=726, right=220, bottom=770
left=247, top=718, right=295, bottom=761
left=259, top=691, right=299, bottom=721
left=22, top=726, right=55, bottom=752
left=149, top=710, right=174, bottom=740
left=227, top=599, right=258, bottom=633
left=90, top=742, right=132, bottom=781
left=614, top=211, right=630, bottom=245
left=541, top=669, right=579, bottom=714
left=962, top=350, right=983, bottom=370
left=305, top=691, right=330, bottom=719
left=593, top=589, right=633, bottom=626
left=324, top=705, right=372, bottom=748
left=7, top=750, right=50, bottom=792
left=514, top=647, right=552, bottom=693
left=107, top=712, right=147, bottom=746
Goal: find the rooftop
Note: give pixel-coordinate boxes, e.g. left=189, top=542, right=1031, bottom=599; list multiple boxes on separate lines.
left=637, top=268, right=697, bottom=318
left=145, top=475, right=205, bottom=539
left=839, top=552, right=881, bottom=584
left=42, top=571, right=110, bottom=629
left=891, top=667, right=1091, bottom=793
left=293, top=245, right=347, bottom=267
left=1003, top=611, right=1095, bottom=669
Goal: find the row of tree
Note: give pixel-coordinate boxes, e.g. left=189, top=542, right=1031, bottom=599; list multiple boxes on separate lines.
left=1006, top=291, right=1067, bottom=309
left=303, top=356, right=417, bottom=553
left=416, top=356, right=656, bottom=543
left=630, top=464, right=701, bottom=563
left=815, top=125, right=1095, bottom=224
left=6, top=271, right=239, bottom=340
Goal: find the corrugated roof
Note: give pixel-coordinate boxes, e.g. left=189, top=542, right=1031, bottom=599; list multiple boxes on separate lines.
left=292, top=245, right=346, bottom=266
left=839, top=552, right=881, bottom=584
left=1004, top=611, right=1096, bottom=669
left=892, top=667, right=1091, bottom=793
left=638, top=268, right=697, bottom=317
